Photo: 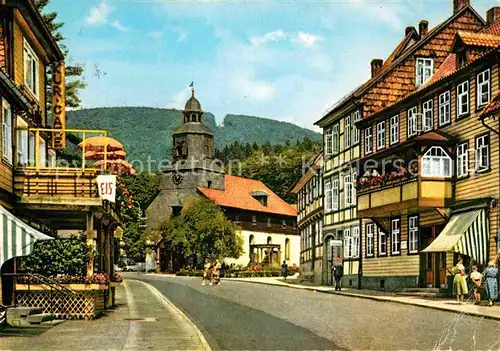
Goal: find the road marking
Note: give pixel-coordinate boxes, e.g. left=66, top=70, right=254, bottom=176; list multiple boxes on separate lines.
left=138, top=280, right=212, bottom=351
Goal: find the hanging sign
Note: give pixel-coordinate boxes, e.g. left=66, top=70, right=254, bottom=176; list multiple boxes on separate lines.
left=51, top=61, right=66, bottom=149
left=330, top=240, right=343, bottom=247
left=97, top=175, right=116, bottom=203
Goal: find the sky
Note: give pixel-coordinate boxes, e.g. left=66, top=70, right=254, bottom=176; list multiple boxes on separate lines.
left=47, top=0, right=496, bottom=131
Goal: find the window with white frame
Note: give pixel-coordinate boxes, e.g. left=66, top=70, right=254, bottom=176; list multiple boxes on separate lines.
left=415, top=58, right=433, bottom=87
left=407, top=107, right=418, bottom=137
left=456, top=143, right=468, bottom=178
left=352, top=110, right=361, bottom=145
left=24, top=39, right=39, bottom=98
left=477, top=69, right=490, bottom=108
left=325, top=127, right=333, bottom=156
left=422, top=99, right=433, bottom=131
left=48, top=149, right=56, bottom=167
left=376, top=121, right=386, bottom=150
left=344, top=174, right=353, bottom=207
left=28, top=132, right=35, bottom=167
left=333, top=124, right=340, bottom=154
left=344, top=228, right=352, bottom=258
left=438, top=91, right=450, bottom=126
left=16, top=117, right=28, bottom=166
left=345, top=115, right=351, bottom=149
left=364, top=127, right=372, bottom=154
left=390, top=115, right=399, bottom=145
left=379, top=230, right=387, bottom=256
left=457, top=81, right=469, bottom=117
left=332, top=178, right=339, bottom=211
left=2, top=100, right=12, bottom=164
left=318, top=219, right=323, bottom=244
left=366, top=223, right=374, bottom=257
left=422, top=146, right=452, bottom=177
left=325, top=179, right=332, bottom=211
left=475, top=134, right=490, bottom=172
left=408, top=216, right=419, bottom=254
left=39, top=137, right=46, bottom=167
left=352, top=226, right=360, bottom=259
left=391, top=218, right=401, bottom=255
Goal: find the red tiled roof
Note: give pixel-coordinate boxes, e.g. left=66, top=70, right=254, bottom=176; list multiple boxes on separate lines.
left=478, top=93, right=500, bottom=119
left=198, top=175, right=296, bottom=217
left=481, top=19, right=500, bottom=35
left=421, top=53, right=457, bottom=89
left=456, top=31, right=500, bottom=47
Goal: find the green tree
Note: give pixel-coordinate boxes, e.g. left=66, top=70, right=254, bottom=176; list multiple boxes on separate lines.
left=161, top=197, right=243, bottom=269
left=34, top=0, right=86, bottom=109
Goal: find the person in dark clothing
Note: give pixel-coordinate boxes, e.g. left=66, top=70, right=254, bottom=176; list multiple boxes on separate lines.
left=332, top=256, right=344, bottom=291
left=281, top=261, right=288, bottom=280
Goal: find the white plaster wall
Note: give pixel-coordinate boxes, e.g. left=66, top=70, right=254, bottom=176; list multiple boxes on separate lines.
left=224, top=230, right=300, bottom=267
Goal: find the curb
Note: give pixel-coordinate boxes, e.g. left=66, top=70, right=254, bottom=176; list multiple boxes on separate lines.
left=136, top=279, right=212, bottom=351
left=223, top=278, right=500, bottom=322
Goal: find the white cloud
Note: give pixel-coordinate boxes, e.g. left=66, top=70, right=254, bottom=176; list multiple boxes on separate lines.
left=250, top=30, right=286, bottom=46
left=111, top=20, right=130, bottom=32
left=85, top=1, right=113, bottom=26
left=294, top=32, right=322, bottom=47
left=167, top=87, right=191, bottom=109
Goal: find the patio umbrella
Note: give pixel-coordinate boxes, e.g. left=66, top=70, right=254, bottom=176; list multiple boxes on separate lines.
left=78, top=136, right=124, bottom=152
left=84, top=150, right=127, bottom=160
left=93, top=159, right=136, bottom=176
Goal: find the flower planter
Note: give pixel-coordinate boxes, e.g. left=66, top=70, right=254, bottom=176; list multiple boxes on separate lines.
left=16, top=283, right=109, bottom=291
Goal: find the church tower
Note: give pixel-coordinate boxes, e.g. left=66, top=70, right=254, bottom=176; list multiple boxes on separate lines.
left=146, top=88, right=225, bottom=231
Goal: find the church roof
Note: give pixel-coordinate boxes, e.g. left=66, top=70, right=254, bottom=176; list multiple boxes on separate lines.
left=173, top=122, right=214, bottom=135
left=198, top=175, right=297, bottom=217
left=185, top=89, right=202, bottom=112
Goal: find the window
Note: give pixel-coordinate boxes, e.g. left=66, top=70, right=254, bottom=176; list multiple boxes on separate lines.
left=325, top=127, right=333, bottom=155
left=332, top=124, right=340, bottom=154
left=390, top=115, right=399, bottom=145
left=16, top=117, right=28, bottom=166
left=416, top=58, right=433, bottom=87
left=285, top=238, right=290, bottom=260
left=422, top=99, right=433, bottom=131
left=407, top=107, right=418, bottom=137
left=477, top=69, right=490, bottom=108
left=252, top=215, right=257, bottom=225
left=344, top=174, right=353, bottom=207
left=28, top=132, right=35, bottom=167
left=39, top=137, right=46, bottom=167
left=456, top=143, right=468, bottom=178
left=24, top=39, right=39, bottom=98
left=344, top=228, right=352, bottom=258
left=366, top=223, right=374, bottom=257
left=352, top=111, right=361, bottom=145
left=376, top=121, right=386, bottom=150
left=379, top=230, right=387, bottom=256
left=282, top=220, right=287, bottom=229
left=345, top=115, right=351, bottom=148
left=408, top=216, right=419, bottom=254
left=422, top=146, right=452, bottom=177
left=2, top=100, right=12, bottom=164
left=475, top=134, right=490, bottom=172
left=48, top=149, right=56, bottom=167
left=325, top=179, right=332, bottom=211
left=332, top=178, right=339, bottom=211
left=439, top=91, right=450, bottom=126
left=352, top=226, right=360, bottom=259
left=318, top=219, right=323, bottom=245
left=364, top=127, right=372, bottom=154
left=457, top=81, right=469, bottom=117
left=391, top=219, right=401, bottom=255
left=267, top=217, right=272, bottom=228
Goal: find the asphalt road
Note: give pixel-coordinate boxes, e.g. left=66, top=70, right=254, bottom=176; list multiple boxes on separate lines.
left=130, top=274, right=500, bottom=350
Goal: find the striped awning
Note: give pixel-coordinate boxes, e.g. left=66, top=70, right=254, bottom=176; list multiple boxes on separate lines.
left=0, top=206, right=53, bottom=268
left=422, top=209, right=489, bottom=264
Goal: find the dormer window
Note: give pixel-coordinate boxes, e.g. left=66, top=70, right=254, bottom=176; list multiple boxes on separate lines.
left=457, top=50, right=467, bottom=69
left=251, top=190, right=268, bottom=206
left=415, top=57, right=433, bottom=87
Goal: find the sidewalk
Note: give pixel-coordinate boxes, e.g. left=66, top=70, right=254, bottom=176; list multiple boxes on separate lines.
left=1, top=279, right=210, bottom=351
left=223, top=276, right=500, bottom=321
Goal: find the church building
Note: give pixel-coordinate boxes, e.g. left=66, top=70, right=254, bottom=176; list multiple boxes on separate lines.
left=146, top=89, right=299, bottom=270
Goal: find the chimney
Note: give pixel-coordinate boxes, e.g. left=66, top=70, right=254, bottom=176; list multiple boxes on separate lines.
left=371, top=59, right=383, bottom=78
left=486, top=7, right=500, bottom=25
left=453, top=0, right=470, bottom=14
left=405, top=26, right=415, bottom=37
left=419, top=20, right=429, bottom=37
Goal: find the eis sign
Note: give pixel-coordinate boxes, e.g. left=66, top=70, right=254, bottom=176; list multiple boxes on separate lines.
left=97, top=175, right=117, bottom=203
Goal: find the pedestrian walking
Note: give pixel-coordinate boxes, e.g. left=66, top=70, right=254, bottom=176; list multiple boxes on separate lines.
left=202, top=263, right=212, bottom=286
left=469, top=265, right=483, bottom=304
left=452, top=257, right=468, bottom=305
left=484, top=260, right=498, bottom=307
left=332, top=256, right=344, bottom=291
left=281, top=260, right=288, bottom=280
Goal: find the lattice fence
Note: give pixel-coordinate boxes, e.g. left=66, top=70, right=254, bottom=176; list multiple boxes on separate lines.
left=16, top=290, right=105, bottom=320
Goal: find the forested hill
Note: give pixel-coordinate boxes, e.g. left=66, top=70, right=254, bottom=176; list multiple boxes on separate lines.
left=67, top=107, right=321, bottom=163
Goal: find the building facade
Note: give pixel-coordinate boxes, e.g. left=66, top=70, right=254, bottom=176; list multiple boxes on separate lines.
left=147, top=91, right=299, bottom=270
left=315, top=0, right=500, bottom=291
left=290, top=151, right=323, bottom=282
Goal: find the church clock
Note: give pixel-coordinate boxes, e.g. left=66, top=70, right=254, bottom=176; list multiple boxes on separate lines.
left=172, top=172, right=183, bottom=185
